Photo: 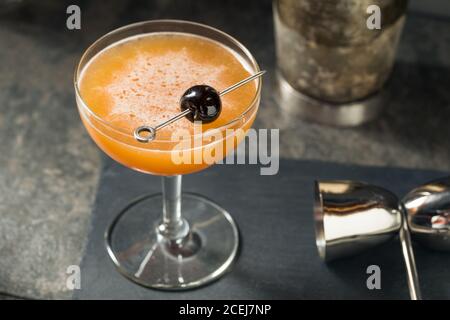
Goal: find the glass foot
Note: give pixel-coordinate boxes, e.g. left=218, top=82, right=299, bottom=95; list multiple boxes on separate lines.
left=105, top=193, right=239, bottom=290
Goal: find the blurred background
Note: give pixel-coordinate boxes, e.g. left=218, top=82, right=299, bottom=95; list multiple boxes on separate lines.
left=0, top=0, right=449, bottom=299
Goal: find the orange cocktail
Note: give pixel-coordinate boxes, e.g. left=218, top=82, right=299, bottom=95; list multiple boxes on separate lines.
left=74, top=20, right=261, bottom=290
left=77, top=31, right=258, bottom=175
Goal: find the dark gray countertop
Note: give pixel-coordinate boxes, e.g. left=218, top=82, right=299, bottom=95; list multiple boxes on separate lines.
left=75, top=158, right=448, bottom=300
left=0, top=0, right=449, bottom=299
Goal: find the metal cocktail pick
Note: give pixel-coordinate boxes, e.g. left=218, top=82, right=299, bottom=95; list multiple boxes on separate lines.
left=134, top=70, right=266, bottom=143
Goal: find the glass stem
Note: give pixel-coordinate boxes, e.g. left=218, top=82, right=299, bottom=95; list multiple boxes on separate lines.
left=158, top=175, right=189, bottom=241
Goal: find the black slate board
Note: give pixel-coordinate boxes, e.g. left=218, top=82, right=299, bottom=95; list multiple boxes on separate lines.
left=74, top=157, right=450, bottom=299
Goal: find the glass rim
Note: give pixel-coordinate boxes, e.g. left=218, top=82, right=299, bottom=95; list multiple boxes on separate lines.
left=73, top=19, right=262, bottom=143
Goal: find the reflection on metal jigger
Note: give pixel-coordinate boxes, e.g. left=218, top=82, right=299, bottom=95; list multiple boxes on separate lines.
left=314, top=181, right=422, bottom=300
left=403, top=176, right=450, bottom=252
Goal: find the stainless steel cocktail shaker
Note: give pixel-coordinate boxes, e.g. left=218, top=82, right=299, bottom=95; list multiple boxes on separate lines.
left=274, top=0, right=408, bottom=126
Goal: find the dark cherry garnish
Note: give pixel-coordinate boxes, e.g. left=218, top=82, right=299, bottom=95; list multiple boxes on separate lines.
left=180, top=85, right=221, bottom=123
left=134, top=71, right=265, bottom=143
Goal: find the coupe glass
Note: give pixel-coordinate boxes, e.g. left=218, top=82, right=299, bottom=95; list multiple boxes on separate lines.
left=74, top=20, right=261, bottom=289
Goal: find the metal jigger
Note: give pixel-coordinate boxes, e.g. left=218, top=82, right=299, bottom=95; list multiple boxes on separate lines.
left=314, top=180, right=422, bottom=300
left=403, top=176, right=450, bottom=252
